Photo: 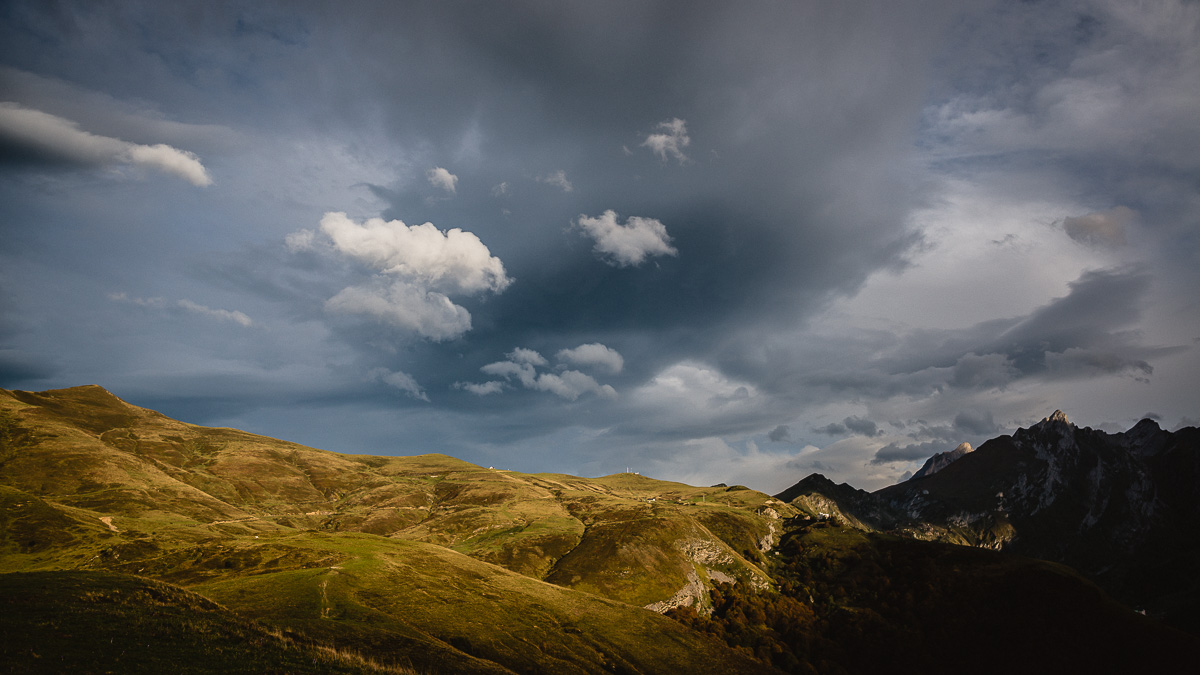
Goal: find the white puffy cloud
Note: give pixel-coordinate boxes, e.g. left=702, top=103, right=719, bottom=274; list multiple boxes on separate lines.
left=125, top=144, right=212, bottom=186
left=0, top=102, right=212, bottom=186
left=556, top=343, right=624, bottom=374
left=474, top=345, right=618, bottom=400
left=370, top=367, right=429, bottom=402
left=1062, top=206, right=1135, bottom=248
left=507, top=347, right=548, bottom=367
left=314, top=212, right=511, bottom=341
left=575, top=210, right=677, bottom=267
left=537, top=169, right=573, bottom=192
left=530, top=370, right=617, bottom=401
left=481, top=359, right=538, bottom=385
left=641, top=117, right=690, bottom=163
left=325, top=282, right=471, bottom=340
left=320, top=212, right=510, bottom=295
left=635, top=362, right=759, bottom=411
left=426, top=166, right=458, bottom=193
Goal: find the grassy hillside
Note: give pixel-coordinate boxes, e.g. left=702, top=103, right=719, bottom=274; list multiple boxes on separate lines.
left=0, top=386, right=775, bottom=673
left=0, top=570, right=413, bottom=674
left=5, top=385, right=1195, bottom=674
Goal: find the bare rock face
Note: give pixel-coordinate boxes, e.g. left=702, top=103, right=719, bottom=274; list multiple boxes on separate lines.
left=910, top=442, right=974, bottom=480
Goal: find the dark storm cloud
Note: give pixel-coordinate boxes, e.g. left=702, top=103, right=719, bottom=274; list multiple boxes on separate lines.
left=843, top=416, right=883, bottom=437
left=0, top=102, right=213, bottom=185
left=872, top=440, right=946, bottom=465
left=795, top=266, right=1177, bottom=404
left=0, top=348, right=57, bottom=383
left=816, top=416, right=883, bottom=438
left=870, top=411, right=1000, bottom=467
left=172, top=0, right=959, bottom=425
left=984, top=268, right=1154, bottom=374
left=2, top=1, right=1199, bottom=491
left=815, top=422, right=848, bottom=436
left=953, top=410, right=999, bottom=436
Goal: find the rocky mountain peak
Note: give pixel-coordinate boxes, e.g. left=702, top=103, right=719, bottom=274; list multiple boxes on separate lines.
left=1122, top=417, right=1171, bottom=457
left=909, top=441, right=974, bottom=481
left=1131, top=417, right=1161, bottom=433
left=1025, top=410, right=1076, bottom=439
left=774, top=472, right=870, bottom=504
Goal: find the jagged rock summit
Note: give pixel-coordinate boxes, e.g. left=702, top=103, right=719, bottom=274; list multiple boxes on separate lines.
left=1033, top=409, right=1073, bottom=430
left=910, top=441, right=974, bottom=480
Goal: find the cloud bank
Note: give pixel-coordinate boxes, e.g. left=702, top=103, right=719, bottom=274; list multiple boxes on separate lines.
left=0, top=102, right=212, bottom=186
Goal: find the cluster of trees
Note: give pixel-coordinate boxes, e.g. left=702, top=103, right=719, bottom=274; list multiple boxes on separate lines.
left=666, top=527, right=948, bottom=673
left=667, top=578, right=818, bottom=673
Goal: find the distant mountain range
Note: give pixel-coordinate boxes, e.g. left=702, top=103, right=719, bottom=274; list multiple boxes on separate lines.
left=776, top=410, right=1200, bottom=633
left=2, top=386, right=1197, bottom=673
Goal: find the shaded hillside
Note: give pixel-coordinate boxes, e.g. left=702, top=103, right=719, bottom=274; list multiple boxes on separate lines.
left=0, top=570, right=413, bottom=674
left=776, top=411, right=1200, bottom=632
left=670, top=521, right=1200, bottom=674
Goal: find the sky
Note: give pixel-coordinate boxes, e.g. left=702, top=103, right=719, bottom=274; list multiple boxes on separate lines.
left=1, top=0, right=1198, bottom=493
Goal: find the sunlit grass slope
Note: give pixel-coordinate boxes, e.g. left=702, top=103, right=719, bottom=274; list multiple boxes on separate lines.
left=0, top=385, right=777, bottom=673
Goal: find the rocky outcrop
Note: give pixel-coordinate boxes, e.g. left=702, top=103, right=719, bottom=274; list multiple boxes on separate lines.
left=910, top=442, right=973, bottom=480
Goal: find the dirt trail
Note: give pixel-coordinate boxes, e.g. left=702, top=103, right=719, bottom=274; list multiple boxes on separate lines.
left=208, top=516, right=259, bottom=525
left=98, top=516, right=119, bottom=532
left=319, top=577, right=333, bottom=619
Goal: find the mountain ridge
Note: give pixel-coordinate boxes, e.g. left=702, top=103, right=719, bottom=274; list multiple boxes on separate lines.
left=910, top=441, right=973, bottom=480
left=4, top=385, right=1198, bottom=672
left=775, top=410, right=1200, bottom=631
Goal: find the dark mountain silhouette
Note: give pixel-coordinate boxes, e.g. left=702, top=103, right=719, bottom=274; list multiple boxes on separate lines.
left=776, top=411, right=1200, bottom=632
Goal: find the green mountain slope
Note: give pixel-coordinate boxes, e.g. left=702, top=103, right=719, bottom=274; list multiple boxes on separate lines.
left=6, top=385, right=1196, bottom=673
left=0, top=570, right=413, bottom=674
left=0, top=385, right=773, bottom=673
